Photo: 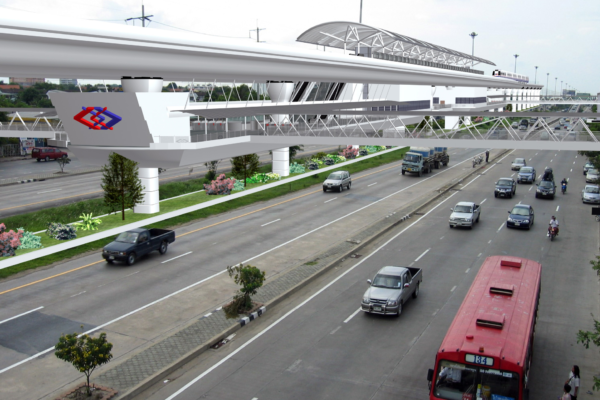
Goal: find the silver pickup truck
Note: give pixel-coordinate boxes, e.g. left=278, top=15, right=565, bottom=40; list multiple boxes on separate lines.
left=361, top=266, right=422, bottom=316
left=449, top=201, right=481, bottom=228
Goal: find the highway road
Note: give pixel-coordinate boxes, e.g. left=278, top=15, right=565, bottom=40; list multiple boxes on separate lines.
left=133, top=149, right=599, bottom=400
left=0, top=147, right=488, bottom=399
left=0, top=144, right=340, bottom=217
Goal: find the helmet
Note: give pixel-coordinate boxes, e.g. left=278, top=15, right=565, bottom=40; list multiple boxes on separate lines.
left=552, top=216, right=556, bottom=219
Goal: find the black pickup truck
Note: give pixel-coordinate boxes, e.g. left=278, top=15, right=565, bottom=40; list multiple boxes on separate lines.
left=102, top=228, right=176, bottom=265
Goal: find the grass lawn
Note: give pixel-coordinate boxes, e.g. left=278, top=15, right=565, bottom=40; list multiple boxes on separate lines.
left=0, top=147, right=408, bottom=278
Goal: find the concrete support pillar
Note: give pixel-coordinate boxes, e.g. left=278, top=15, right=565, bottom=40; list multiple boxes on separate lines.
left=134, top=167, right=160, bottom=214
left=272, top=148, right=290, bottom=177
left=267, top=81, right=294, bottom=177
left=122, top=77, right=163, bottom=214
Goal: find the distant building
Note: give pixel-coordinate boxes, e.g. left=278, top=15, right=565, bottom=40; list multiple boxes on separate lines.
left=0, top=84, right=21, bottom=101
left=9, top=77, right=45, bottom=87
left=59, top=78, right=78, bottom=86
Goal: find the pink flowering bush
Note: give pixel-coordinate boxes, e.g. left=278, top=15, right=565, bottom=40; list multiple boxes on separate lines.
left=0, top=223, right=23, bottom=257
left=340, top=145, right=359, bottom=159
left=204, top=174, right=235, bottom=195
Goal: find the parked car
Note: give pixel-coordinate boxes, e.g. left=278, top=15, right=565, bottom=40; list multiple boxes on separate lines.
left=323, top=171, right=351, bottom=192
left=582, top=185, right=600, bottom=204
left=449, top=201, right=481, bottom=229
left=511, top=158, right=526, bottom=170
left=511, top=122, right=519, bottom=128
left=584, top=162, right=595, bottom=175
left=31, top=147, right=68, bottom=162
left=586, top=169, right=600, bottom=183
left=361, top=266, right=422, bottom=316
left=506, top=204, right=535, bottom=229
left=494, top=178, right=517, bottom=198
left=554, top=125, right=562, bottom=130
left=517, top=166, right=536, bottom=184
left=535, top=180, right=556, bottom=199
left=102, top=228, right=176, bottom=265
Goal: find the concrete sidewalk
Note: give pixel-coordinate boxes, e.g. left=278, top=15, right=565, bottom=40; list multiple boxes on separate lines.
left=64, top=149, right=508, bottom=400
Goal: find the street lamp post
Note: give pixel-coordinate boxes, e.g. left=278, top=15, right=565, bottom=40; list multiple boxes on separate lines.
left=534, top=66, right=538, bottom=84
left=555, top=77, right=557, bottom=96
left=359, top=0, right=363, bottom=23
left=546, top=73, right=549, bottom=97
left=514, top=54, right=519, bottom=73
left=561, top=80, right=563, bottom=97
left=469, top=32, right=478, bottom=68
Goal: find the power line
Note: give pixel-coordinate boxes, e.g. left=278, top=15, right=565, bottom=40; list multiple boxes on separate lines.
left=152, top=21, right=250, bottom=39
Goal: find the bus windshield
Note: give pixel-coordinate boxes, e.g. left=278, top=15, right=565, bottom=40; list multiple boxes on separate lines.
left=433, top=360, right=519, bottom=400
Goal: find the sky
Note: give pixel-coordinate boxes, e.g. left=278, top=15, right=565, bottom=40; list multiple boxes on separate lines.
left=1, top=0, right=598, bottom=94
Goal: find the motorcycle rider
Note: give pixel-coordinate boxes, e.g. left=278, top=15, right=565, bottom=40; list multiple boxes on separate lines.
left=561, top=178, right=568, bottom=192
left=542, top=167, right=554, bottom=182
left=548, top=215, right=560, bottom=236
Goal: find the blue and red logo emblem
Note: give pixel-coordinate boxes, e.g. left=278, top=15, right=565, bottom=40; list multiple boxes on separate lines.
left=74, top=107, right=122, bottom=130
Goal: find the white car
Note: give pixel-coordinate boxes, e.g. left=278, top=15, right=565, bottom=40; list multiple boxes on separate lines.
left=586, top=169, right=600, bottom=183
left=511, top=158, right=526, bottom=171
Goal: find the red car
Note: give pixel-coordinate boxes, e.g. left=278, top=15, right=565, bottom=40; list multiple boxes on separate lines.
left=31, top=147, right=68, bottom=162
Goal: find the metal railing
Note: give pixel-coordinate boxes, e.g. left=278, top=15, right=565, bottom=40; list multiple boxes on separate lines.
left=0, top=144, right=25, bottom=157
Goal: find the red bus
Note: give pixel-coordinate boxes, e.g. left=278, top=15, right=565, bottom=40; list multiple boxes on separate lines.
left=427, top=256, right=541, bottom=400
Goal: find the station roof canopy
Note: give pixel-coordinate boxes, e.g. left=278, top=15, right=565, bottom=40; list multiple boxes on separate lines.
left=297, top=21, right=496, bottom=67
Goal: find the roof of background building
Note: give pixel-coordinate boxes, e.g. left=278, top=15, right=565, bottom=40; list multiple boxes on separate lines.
left=297, top=21, right=495, bottom=67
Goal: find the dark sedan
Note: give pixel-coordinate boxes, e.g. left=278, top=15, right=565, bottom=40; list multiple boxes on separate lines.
left=506, top=204, right=535, bottom=229
left=535, top=180, right=556, bottom=199
left=517, top=166, right=536, bottom=184
left=494, top=178, right=517, bottom=198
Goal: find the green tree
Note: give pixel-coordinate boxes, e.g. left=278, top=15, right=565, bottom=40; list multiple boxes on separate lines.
left=55, top=332, right=113, bottom=396
left=101, top=152, right=145, bottom=220
left=289, top=145, right=304, bottom=160
left=592, top=105, right=597, bottom=113
left=231, top=153, right=260, bottom=187
left=56, top=156, right=71, bottom=173
left=505, top=104, right=513, bottom=112
left=204, top=159, right=221, bottom=181
left=223, top=263, right=266, bottom=318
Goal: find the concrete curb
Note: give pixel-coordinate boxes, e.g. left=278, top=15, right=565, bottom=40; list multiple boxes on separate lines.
left=0, top=168, right=102, bottom=187
left=108, top=148, right=510, bottom=400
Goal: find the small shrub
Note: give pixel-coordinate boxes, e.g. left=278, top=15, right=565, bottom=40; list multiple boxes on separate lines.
left=232, top=179, right=245, bottom=191
left=340, top=145, right=359, bottom=159
left=0, top=223, right=23, bottom=257
left=74, top=213, right=102, bottom=231
left=46, top=222, right=77, bottom=240
left=289, top=162, right=305, bottom=174
left=223, top=263, right=266, bottom=318
left=314, top=151, right=328, bottom=160
left=17, top=228, right=43, bottom=249
left=359, top=149, right=369, bottom=156
left=307, top=162, right=319, bottom=170
left=323, top=158, right=335, bottom=166
left=203, top=173, right=235, bottom=195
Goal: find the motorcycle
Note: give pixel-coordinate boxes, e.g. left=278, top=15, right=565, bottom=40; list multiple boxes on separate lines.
left=472, top=155, right=483, bottom=168
left=548, top=226, right=558, bottom=241
left=561, top=182, right=567, bottom=194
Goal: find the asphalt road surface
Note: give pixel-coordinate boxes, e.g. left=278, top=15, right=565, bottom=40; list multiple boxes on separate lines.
left=0, top=144, right=340, bottom=217
left=0, top=147, right=486, bottom=399
left=135, top=149, right=599, bottom=400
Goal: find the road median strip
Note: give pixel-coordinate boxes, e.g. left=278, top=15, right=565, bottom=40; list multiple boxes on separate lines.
left=87, top=148, right=510, bottom=400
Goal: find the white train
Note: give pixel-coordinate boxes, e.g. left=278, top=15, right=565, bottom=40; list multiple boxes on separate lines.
left=492, top=69, right=529, bottom=83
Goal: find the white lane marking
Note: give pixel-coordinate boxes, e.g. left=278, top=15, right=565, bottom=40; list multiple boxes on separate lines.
left=567, top=178, right=570, bottom=182
left=529, top=158, right=532, bottom=161
left=409, top=262, right=415, bottom=267
left=286, top=360, right=302, bottom=373
left=518, top=201, right=521, bottom=204
left=330, top=326, right=341, bottom=335
left=556, top=206, right=560, bottom=212
left=0, top=306, right=44, bottom=326
left=70, top=291, right=86, bottom=298
left=511, top=173, right=515, bottom=177
left=408, top=336, right=419, bottom=347
left=415, top=248, right=431, bottom=262
left=432, top=309, right=439, bottom=316
left=575, top=155, right=578, bottom=158
left=0, top=149, right=483, bottom=376
left=367, top=182, right=378, bottom=187
left=125, top=271, right=139, bottom=277
left=37, top=189, right=61, bottom=194
left=343, top=308, right=362, bottom=323
left=535, top=153, right=538, bottom=155
left=573, top=161, right=576, bottom=164
left=261, top=219, right=281, bottom=227
left=551, top=160, right=553, bottom=162
left=204, top=313, right=212, bottom=318
left=477, top=253, right=482, bottom=257
left=555, top=154, right=557, bottom=156
left=497, top=223, right=504, bottom=232
left=570, top=169, right=572, bottom=172
left=440, top=236, right=445, bottom=240
left=465, top=268, right=470, bottom=273
left=324, top=197, right=337, bottom=203
left=216, top=307, right=222, bottom=311
left=529, top=187, right=533, bottom=191
left=163, top=176, right=473, bottom=400
left=481, top=198, right=487, bottom=204
left=451, top=286, right=457, bottom=292
left=162, top=251, right=193, bottom=264
left=488, top=240, right=492, bottom=244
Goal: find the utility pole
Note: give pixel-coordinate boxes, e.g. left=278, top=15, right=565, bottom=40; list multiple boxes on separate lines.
left=561, top=80, right=563, bottom=97
left=513, top=54, right=519, bottom=73
left=469, top=32, right=478, bottom=68
left=249, top=21, right=266, bottom=43
left=555, top=77, right=557, bottom=96
left=534, top=66, right=538, bottom=84
left=360, top=0, right=363, bottom=23
left=125, top=4, right=153, bottom=27
left=546, top=73, right=549, bottom=97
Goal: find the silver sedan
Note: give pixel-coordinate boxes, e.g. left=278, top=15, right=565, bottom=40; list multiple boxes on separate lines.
left=582, top=185, right=600, bottom=204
